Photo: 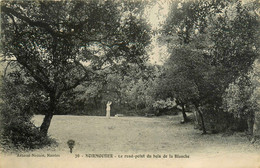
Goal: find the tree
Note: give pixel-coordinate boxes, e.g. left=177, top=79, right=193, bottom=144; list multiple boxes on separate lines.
left=223, top=60, right=260, bottom=136
left=1, top=1, right=151, bottom=136
left=161, top=0, right=259, bottom=134
left=155, top=50, right=200, bottom=122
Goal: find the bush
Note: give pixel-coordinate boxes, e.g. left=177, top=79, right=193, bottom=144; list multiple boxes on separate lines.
left=0, top=75, right=57, bottom=151
left=202, top=108, right=248, bottom=133
left=152, top=99, right=179, bottom=116
left=2, top=118, right=55, bottom=150
left=222, top=76, right=259, bottom=134
left=0, top=103, right=56, bottom=151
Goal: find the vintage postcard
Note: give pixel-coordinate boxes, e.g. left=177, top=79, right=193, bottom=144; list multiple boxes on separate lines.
left=0, top=0, right=260, bottom=167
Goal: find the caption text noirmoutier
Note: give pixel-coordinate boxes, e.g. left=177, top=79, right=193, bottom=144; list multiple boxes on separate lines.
left=17, top=153, right=190, bottom=159
left=81, top=154, right=190, bottom=159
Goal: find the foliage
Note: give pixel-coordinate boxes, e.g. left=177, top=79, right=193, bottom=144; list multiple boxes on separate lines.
left=0, top=102, right=56, bottom=150
left=152, top=98, right=178, bottom=116
left=161, top=0, right=260, bottom=133
left=56, top=63, right=159, bottom=116
left=152, top=99, right=176, bottom=109
left=0, top=73, right=55, bottom=150
left=1, top=67, right=48, bottom=115
left=223, top=70, right=260, bottom=134
left=1, top=0, right=151, bottom=135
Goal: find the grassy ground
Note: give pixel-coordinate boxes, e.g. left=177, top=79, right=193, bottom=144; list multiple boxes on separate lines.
left=1, top=114, right=260, bottom=168
left=22, top=114, right=259, bottom=156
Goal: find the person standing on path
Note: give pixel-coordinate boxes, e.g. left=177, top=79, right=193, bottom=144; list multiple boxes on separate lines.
left=106, top=101, right=112, bottom=118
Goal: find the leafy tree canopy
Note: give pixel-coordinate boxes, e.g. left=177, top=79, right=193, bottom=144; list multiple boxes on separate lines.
left=1, top=0, right=151, bottom=135
left=160, top=0, right=259, bottom=133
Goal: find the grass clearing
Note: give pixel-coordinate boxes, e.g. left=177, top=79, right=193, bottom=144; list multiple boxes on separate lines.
left=22, top=114, right=260, bottom=157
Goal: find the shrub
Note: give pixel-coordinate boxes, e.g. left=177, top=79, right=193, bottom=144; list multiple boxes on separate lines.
left=152, top=98, right=179, bottom=116
left=2, top=118, right=55, bottom=150
left=222, top=76, right=258, bottom=134
left=0, top=75, right=57, bottom=151
left=201, top=107, right=247, bottom=133
left=0, top=103, right=56, bottom=151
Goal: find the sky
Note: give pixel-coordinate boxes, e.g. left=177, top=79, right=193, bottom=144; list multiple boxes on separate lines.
left=145, top=1, right=170, bottom=65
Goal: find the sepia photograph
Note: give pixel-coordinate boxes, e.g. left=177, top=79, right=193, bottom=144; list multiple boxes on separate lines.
left=0, top=0, right=260, bottom=167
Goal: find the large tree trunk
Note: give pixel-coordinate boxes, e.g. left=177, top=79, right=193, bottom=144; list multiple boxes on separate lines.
left=40, top=113, right=53, bottom=136
left=181, top=104, right=188, bottom=122
left=195, top=106, right=207, bottom=134
left=40, top=94, right=56, bottom=136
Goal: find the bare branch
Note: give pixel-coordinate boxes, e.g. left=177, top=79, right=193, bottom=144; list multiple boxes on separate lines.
left=16, top=56, right=52, bottom=92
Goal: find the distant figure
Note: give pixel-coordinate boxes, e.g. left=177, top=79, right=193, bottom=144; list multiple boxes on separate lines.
left=106, top=101, right=112, bottom=118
